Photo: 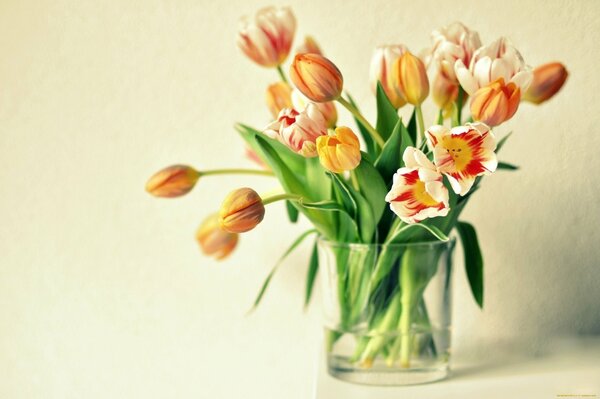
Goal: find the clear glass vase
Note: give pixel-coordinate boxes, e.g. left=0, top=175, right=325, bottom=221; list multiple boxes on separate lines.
left=318, top=238, right=455, bottom=385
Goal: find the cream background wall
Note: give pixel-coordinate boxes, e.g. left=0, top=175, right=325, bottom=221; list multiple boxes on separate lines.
left=1, top=0, right=599, bottom=398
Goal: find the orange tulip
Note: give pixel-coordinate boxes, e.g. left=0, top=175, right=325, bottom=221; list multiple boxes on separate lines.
left=265, top=82, right=293, bottom=119
left=219, top=188, right=265, bottom=233
left=470, top=78, right=520, bottom=127
left=196, top=213, right=239, bottom=260
left=145, top=165, right=200, bottom=198
left=296, top=36, right=322, bottom=55
left=393, top=51, right=430, bottom=105
left=289, top=53, right=343, bottom=102
left=316, top=126, right=361, bottom=173
left=523, top=62, right=568, bottom=104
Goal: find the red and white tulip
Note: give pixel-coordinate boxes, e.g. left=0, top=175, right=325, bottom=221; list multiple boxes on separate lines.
left=454, top=37, right=532, bottom=96
left=431, top=22, right=482, bottom=84
left=370, top=45, right=409, bottom=109
left=427, top=123, right=497, bottom=196
left=237, top=6, right=296, bottom=68
left=385, top=147, right=450, bottom=224
left=264, top=104, right=328, bottom=157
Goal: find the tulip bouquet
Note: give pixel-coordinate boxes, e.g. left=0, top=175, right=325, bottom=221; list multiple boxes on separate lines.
left=146, top=6, right=567, bottom=381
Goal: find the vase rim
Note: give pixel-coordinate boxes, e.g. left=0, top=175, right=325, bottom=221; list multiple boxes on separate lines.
left=317, top=236, right=456, bottom=249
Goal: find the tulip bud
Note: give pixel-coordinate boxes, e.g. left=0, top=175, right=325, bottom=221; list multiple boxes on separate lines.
left=219, top=188, right=265, bottom=233
left=145, top=165, right=200, bottom=198
left=236, top=6, right=296, bottom=68
left=432, top=73, right=459, bottom=116
left=291, top=89, right=337, bottom=128
left=245, top=146, right=268, bottom=169
left=393, top=51, right=430, bottom=105
left=370, top=45, right=408, bottom=109
left=265, top=82, right=293, bottom=119
left=316, top=126, right=361, bottom=173
left=470, top=78, right=520, bottom=127
left=196, top=213, right=239, bottom=260
left=296, top=36, right=322, bottom=55
left=523, top=62, right=568, bottom=104
left=289, top=54, right=343, bottom=102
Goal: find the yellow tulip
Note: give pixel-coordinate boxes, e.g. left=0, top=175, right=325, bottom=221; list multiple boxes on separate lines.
left=393, top=51, right=430, bottom=105
left=316, top=126, right=361, bottom=173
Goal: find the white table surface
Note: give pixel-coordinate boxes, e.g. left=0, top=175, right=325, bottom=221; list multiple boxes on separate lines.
left=314, top=337, right=600, bottom=398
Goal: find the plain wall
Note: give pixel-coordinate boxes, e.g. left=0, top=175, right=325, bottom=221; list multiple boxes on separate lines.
left=1, top=0, right=599, bottom=398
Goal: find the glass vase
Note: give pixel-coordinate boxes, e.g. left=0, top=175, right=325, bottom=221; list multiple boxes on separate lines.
left=318, top=238, right=455, bottom=385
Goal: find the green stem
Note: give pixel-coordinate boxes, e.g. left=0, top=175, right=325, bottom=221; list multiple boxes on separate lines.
left=201, top=168, right=274, bottom=177
left=453, top=87, right=465, bottom=127
left=276, top=65, right=288, bottom=83
left=437, top=109, right=444, bottom=125
left=415, top=106, right=425, bottom=146
left=261, top=193, right=301, bottom=206
left=399, top=252, right=415, bottom=368
left=336, top=97, right=385, bottom=148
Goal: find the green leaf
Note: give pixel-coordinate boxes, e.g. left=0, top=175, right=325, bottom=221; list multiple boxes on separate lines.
left=374, top=119, right=402, bottom=183
left=327, top=172, right=357, bottom=218
left=375, top=81, right=399, bottom=141
left=398, top=122, right=414, bottom=168
left=347, top=93, right=377, bottom=159
left=497, top=161, right=519, bottom=171
left=298, top=199, right=346, bottom=212
left=355, top=156, right=387, bottom=225
left=235, top=123, right=305, bottom=177
left=285, top=200, right=299, bottom=223
left=250, top=229, right=318, bottom=312
left=253, top=135, right=336, bottom=239
left=456, top=221, right=484, bottom=308
left=326, top=172, right=376, bottom=243
left=304, top=239, right=319, bottom=309
left=496, top=131, right=513, bottom=153
left=254, top=135, right=306, bottom=195
left=388, top=223, right=449, bottom=243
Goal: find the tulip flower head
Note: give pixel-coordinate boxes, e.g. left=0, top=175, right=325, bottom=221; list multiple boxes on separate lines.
left=392, top=51, right=430, bottom=105
left=470, top=78, right=520, bottom=126
left=290, top=53, right=344, bottom=102
left=264, top=104, right=328, bottom=157
left=237, top=6, right=296, bottom=68
left=427, top=123, right=497, bottom=196
left=219, top=188, right=265, bottom=233
left=266, top=82, right=293, bottom=119
left=432, top=73, right=459, bottom=116
left=523, top=62, right=568, bottom=104
left=385, top=147, right=450, bottom=224
left=291, top=88, right=337, bottom=128
left=370, top=45, right=409, bottom=109
left=316, top=126, right=361, bottom=174
left=296, top=36, right=323, bottom=55
left=431, top=22, right=482, bottom=84
left=196, top=213, right=239, bottom=260
left=145, top=165, right=200, bottom=198
left=455, top=37, right=532, bottom=96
